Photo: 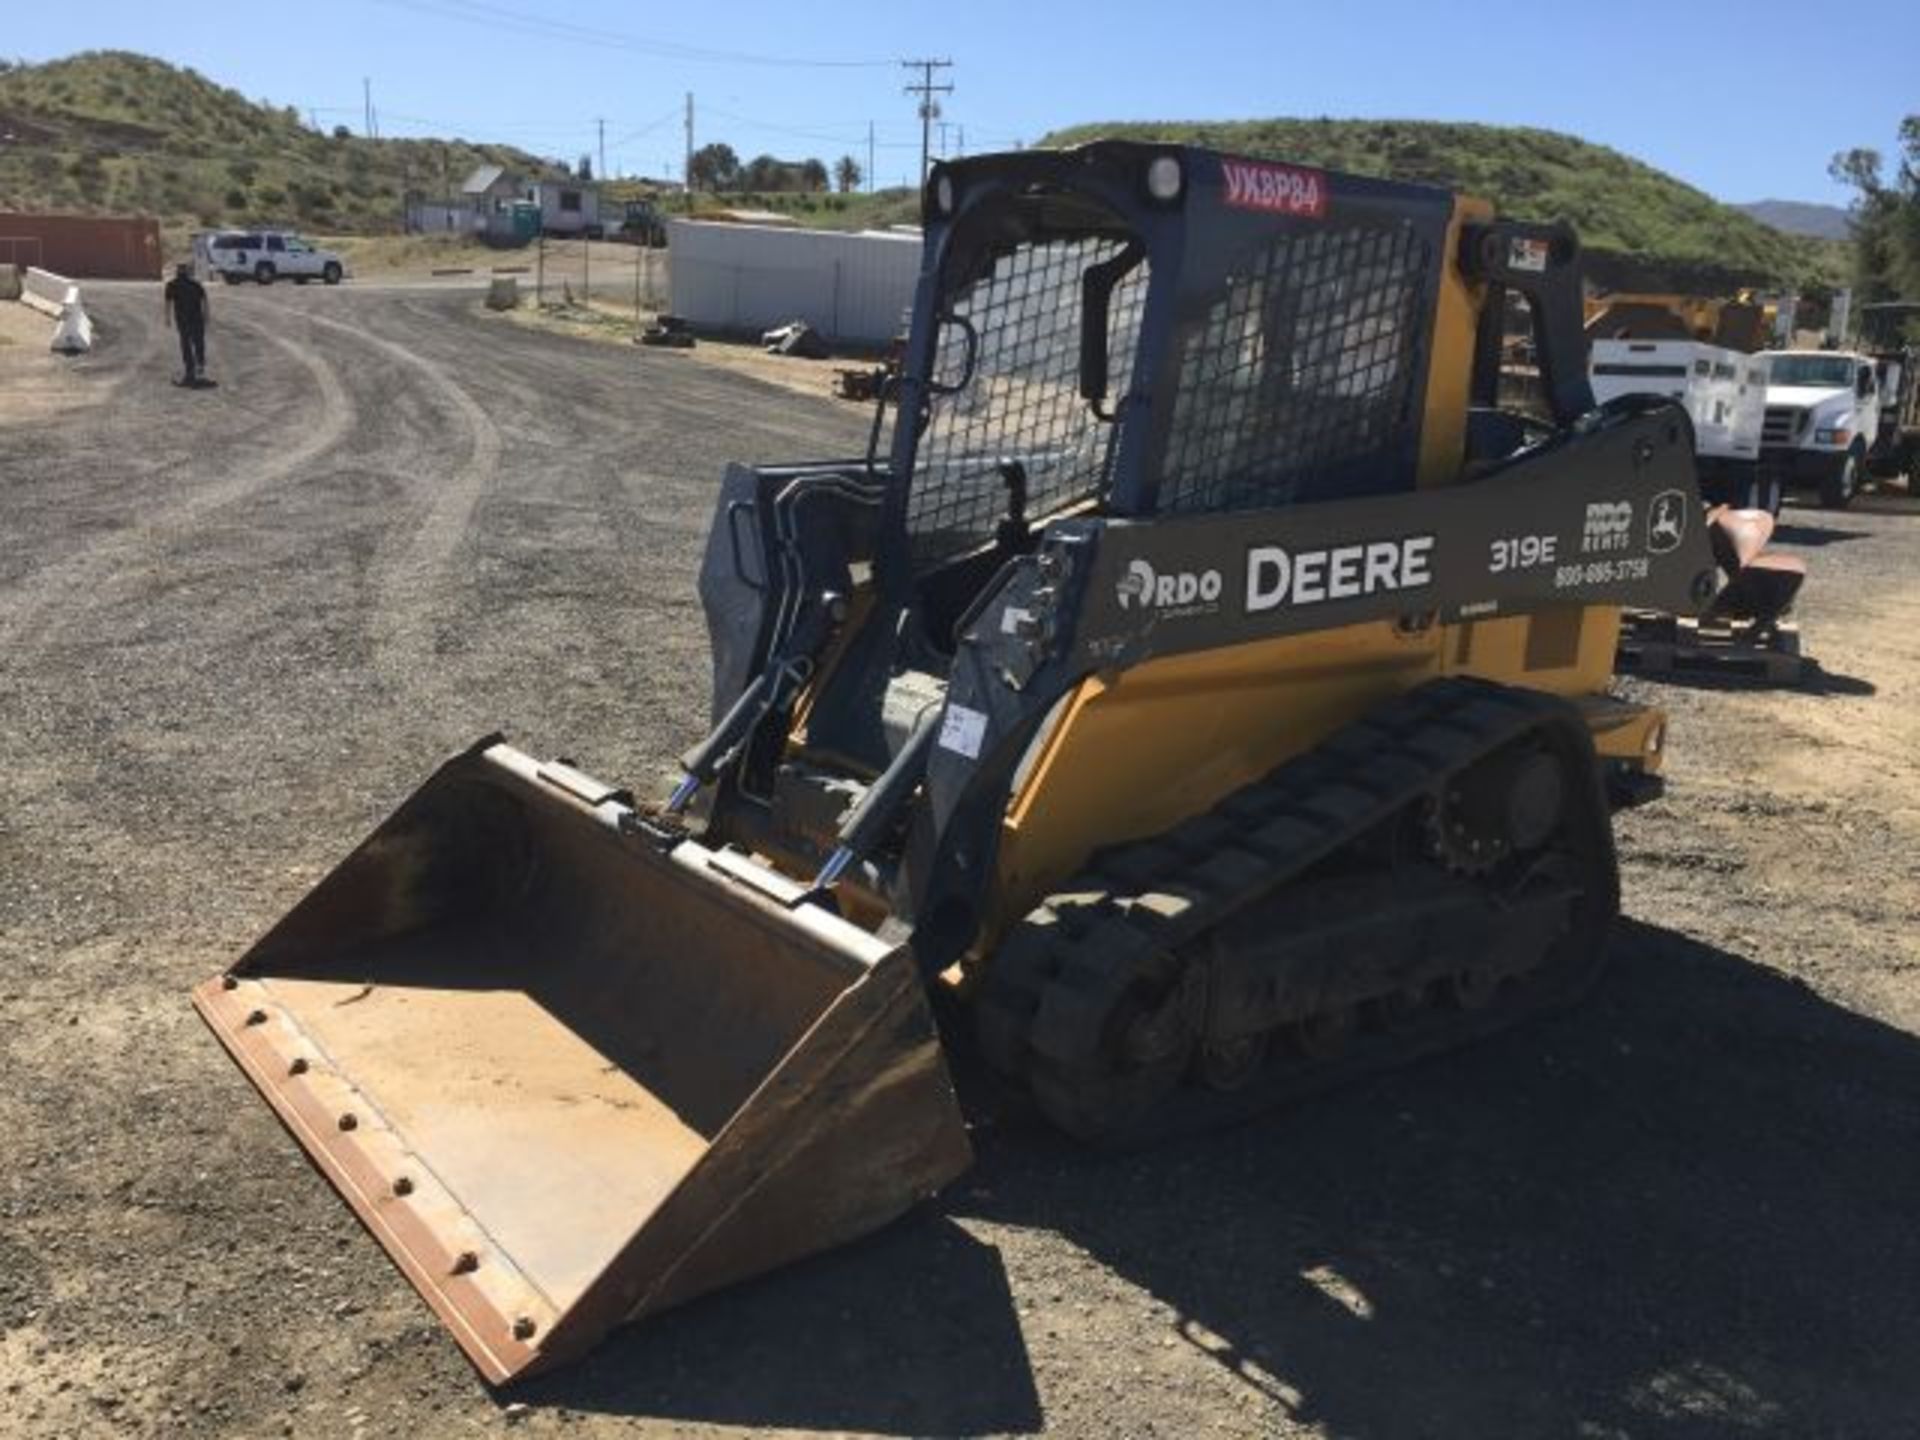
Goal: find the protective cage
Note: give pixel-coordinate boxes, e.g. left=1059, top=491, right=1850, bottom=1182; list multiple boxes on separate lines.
left=193, top=740, right=971, bottom=1383
left=907, top=235, right=1150, bottom=564
left=891, top=144, right=1451, bottom=573
left=1155, top=219, right=1435, bottom=511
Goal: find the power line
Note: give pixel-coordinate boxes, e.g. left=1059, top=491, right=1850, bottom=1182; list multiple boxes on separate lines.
left=700, top=103, right=916, bottom=151
left=901, top=58, right=953, bottom=190
left=366, top=0, right=894, bottom=68
left=605, top=106, right=684, bottom=151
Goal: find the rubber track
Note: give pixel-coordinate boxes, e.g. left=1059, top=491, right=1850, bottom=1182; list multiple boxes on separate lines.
left=974, top=677, right=1617, bottom=1145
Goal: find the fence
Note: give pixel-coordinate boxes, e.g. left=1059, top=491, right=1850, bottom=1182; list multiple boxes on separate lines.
left=531, top=234, right=669, bottom=318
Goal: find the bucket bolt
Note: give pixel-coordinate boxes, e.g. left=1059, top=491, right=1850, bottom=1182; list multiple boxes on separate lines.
left=452, top=1251, right=480, bottom=1276
left=392, top=1177, right=414, bottom=1198
left=245, top=1009, right=268, bottom=1026
left=287, top=1058, right=309, bottom=1076
left=338, top=1113, right=358, bottom=1132
left=512, top=1317, right=537, bottom=1341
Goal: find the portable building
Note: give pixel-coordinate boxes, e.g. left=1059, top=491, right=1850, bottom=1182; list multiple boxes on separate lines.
left=526, top=179, right=601, bottom=237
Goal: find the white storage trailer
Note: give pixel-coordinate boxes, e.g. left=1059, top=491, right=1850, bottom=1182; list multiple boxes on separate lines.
left=1590, top=339, right=1773, bottom=508
left=665, top=220, right=920, bottom=347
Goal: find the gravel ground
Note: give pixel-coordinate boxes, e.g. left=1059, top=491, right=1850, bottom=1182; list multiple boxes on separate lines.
left=2, top=282, right=1919, bottom=1440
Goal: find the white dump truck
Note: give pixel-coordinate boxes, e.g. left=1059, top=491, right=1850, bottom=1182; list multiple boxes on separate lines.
left=1590, top=339, right=1773, bottom=509
left=1758, top=349, right=1883, bottom=508
left=1860, top=302, right=1920, bottom=486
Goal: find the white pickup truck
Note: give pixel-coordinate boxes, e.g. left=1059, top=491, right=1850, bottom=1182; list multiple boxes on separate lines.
left=196, top=230, right=348, bottom=287
left=1758, top=349, right=1881, bottom=508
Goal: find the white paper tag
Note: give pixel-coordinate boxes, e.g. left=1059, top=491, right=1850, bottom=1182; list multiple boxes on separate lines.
left=937, top=703, right=988, bottom=760
left=1508, top=236, right=1550, bottom=272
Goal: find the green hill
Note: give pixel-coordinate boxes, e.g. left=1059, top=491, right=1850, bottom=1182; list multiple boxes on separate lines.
left=1042, top=118, right=1842, bottom=291
left=0, top=50, right=565, bottom=235
left=0, top=55, right=1847, bottom=292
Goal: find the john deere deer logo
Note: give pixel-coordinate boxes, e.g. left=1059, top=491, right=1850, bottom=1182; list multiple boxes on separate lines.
left=1647, top=490, right=1687, bottom=555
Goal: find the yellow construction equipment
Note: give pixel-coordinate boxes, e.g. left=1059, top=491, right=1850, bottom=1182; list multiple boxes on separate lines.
left=1584, top=289, right=1781, bottom=353
left=196, top=142, right=1718, bottom=1382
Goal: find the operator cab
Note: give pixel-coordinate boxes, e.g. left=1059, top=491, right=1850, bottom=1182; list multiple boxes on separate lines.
left=690, top=144, right=1465, bottom=867
left=883, top=145, right=1453, bottom=655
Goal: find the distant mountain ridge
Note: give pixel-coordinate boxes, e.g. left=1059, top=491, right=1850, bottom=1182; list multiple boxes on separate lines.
left=1736, top=198, right=1852, bottom=242
left=0, top=50, right=568, bottom=236
left=1042, top=118, right=1843, bottom=289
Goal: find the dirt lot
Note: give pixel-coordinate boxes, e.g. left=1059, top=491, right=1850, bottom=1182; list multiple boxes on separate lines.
left=0, top=301, right=86, bottom=423
left=2, top=282, right=1919, bottom=1440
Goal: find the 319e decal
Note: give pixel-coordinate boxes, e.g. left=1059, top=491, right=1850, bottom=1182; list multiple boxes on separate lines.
left=1488, top=534, right=1558, bottom=573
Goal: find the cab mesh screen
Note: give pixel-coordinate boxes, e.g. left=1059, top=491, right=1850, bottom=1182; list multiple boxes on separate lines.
left=907, top=238, right=1148, bottom=565
left=1157, top=220, right=1432, bottom=514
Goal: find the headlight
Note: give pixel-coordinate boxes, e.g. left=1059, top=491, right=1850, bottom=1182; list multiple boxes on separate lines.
left=1814, top=427, right=1852, bottom=446
left=1145, top=154, right=1184, bottom=202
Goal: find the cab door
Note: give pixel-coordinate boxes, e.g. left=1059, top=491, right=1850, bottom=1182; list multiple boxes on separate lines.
left=283, top=237, right=320, bottom=277
left=1856, top=362, right=1882, bottom=447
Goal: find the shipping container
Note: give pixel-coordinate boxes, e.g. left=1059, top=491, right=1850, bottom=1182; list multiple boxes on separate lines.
left=666, top=220, right=920, bottom=346
left=0, top=213, right=163, bottom=280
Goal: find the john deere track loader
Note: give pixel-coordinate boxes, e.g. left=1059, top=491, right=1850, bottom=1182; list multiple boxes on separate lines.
left=195, top=142, right=1717, bottom=1382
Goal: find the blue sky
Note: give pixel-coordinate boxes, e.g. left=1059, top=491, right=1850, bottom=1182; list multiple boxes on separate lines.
left=11, top=0, right=1914, bottom=202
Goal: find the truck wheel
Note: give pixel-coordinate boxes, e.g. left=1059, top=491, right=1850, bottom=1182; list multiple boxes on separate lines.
left=1743, top=470, right=1783, bottom=517
left=323, top=262, right=343, bottom=285
left=1819, top=452, right=1859, bottom=510
left=254, top=261, right=276, bottom=285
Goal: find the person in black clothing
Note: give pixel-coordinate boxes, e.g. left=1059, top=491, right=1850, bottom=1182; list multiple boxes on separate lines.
left=163, top=262, right=209, bottom=384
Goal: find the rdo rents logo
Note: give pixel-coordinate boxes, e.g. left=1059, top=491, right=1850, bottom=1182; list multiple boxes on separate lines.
left=1116, top=558, right=1223, bottom=614
left=1581, top=501, right=1634, bottom=554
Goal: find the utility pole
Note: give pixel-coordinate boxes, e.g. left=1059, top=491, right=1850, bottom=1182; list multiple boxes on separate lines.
left=900, top=58, right=953, bottom=190
left=936, top=119, right=951, bottom=159
left=957, top=125, right=965, bottom=158
left=363, top=78, right=372, bottom=139
left=597, top=117, right=606, bottom=182
left=683, top=92, right=695, bottom=211
left=867, top=120, right=875, bottom=195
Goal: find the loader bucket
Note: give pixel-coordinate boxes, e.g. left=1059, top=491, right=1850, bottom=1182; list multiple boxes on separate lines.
left=192, top=739, right=972, bottom=1384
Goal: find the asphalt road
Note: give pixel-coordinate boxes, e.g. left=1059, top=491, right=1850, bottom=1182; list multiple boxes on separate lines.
left=2, top=282, right=1918, bottom=1439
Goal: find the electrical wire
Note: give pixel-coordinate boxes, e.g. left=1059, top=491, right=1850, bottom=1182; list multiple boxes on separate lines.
left=702, top=104, right=919, bottom=150
left=365, top=0, right=896, bottom=69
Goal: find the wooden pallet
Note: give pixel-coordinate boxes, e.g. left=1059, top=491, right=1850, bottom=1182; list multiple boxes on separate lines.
left=1616, top=615, right=1807, bottom=683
